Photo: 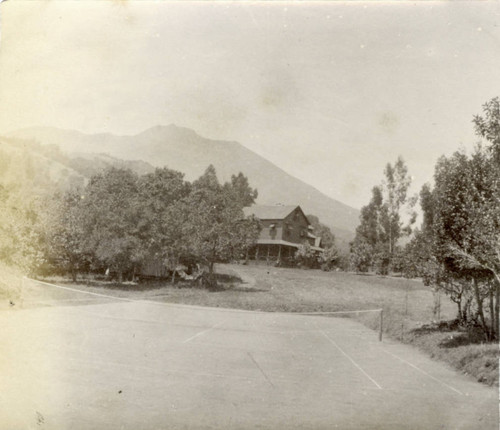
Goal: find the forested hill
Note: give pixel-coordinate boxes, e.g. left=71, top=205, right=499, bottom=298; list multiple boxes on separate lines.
left=0, top=136, right=155, bottom=191
left=8, top=125, right=359, bottom=245
left=0, top=137, right=85, bottom=193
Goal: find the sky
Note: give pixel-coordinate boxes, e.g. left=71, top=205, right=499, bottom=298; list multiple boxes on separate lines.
left=0, top=1, right=499, bottom=209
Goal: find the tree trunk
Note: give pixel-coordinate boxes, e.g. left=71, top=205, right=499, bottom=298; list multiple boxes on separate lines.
left=202, top=262, right=217, bottom=290
left=437, top=291, right=441, bottom=321
left=489, top=287, right=495, bottom=339
left=389, top=222, right=393, bottom=256
left=464, top=296, right=473, bottom=323
left=71, top=268, right=77, bottom=283
left=449, top=282, right=463, bottom=323
left=209, top=261, right=214, bottom=275
left=473, top=278, right=490, bottom=340
left=495, top=277, right=500, bottom=341
left=456, top=299, right=462, bottom=322
left=118, top=270, right=123, bottom=284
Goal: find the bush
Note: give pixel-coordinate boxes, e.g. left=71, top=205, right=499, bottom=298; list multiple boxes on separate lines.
left=374, top=249, right=390, bottom=275
left=349, top=240, right=373, bottom=272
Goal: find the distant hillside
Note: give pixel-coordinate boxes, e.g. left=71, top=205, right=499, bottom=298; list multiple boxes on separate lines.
left=0, top=136, right=156, bottom=188
left=9, top=125, right=360, bottom=247
left=68, top=153, right=155, bottom=178
left=0, top=137, right=85, bottom=192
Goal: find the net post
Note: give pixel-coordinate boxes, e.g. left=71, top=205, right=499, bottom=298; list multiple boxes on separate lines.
left=379, top=309, right=383, bottom=342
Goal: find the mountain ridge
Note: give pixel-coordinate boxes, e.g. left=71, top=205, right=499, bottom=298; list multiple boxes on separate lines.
left=8, top=125, right=360, bottom=247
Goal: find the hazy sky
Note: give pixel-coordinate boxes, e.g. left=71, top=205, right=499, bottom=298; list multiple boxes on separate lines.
left=0, top=1, right=499, bottom=208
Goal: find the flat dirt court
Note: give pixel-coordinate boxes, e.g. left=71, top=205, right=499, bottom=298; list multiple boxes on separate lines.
left=0, top=280, right=497, bottom=429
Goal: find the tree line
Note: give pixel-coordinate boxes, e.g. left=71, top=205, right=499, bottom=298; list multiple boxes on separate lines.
left=1, top=164, right=261, bottom=287
left=350, top=156, right=417, bottom=274
left=350, top=98, right=500, bottom=340
left=0, top=147, right=339, bottom=282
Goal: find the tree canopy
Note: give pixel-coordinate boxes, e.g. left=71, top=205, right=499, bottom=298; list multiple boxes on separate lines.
left=182, top=166, right=261, bottom=278
left=79, top=168, right=144, bottom=282
left=349, top=97, right=499, bottom=340
left=15, top=164, right=261, bottom=287
left=350, top=157, right=416, bottom=274
left=399, top=97, right=500, bottom=340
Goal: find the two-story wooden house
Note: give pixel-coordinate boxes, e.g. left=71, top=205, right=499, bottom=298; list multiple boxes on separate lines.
left=243, top=204, right=323, bottom=265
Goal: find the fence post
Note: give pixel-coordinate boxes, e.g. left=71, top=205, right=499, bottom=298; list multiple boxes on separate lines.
left=379, top=309, right=383, bottom=342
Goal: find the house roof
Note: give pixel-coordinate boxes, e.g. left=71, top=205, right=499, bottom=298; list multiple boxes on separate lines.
left=243, top=204, right=301, bottom=221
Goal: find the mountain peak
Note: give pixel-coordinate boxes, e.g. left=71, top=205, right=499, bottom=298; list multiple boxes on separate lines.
left=6, top=125, right=359, bottom=246
left=137, top=124, right=200, bottom=140
left=136, top=125, right=240, bottom=147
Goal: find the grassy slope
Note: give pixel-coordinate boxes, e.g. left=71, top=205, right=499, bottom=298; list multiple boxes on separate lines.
left=0, top=262, right=23, bottom=305
left=406, top=327, right=499, bottom=386
left=41, top=263, right=498, bottom=386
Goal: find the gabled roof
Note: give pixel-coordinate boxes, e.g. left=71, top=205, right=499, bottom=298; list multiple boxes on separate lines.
left=243, top=204, right=299, bottom=220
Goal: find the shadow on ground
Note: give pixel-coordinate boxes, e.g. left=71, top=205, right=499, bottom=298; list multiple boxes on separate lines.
left=410, top=319, right=488, bottom=348
left=51, top=272, right=246, bottom=293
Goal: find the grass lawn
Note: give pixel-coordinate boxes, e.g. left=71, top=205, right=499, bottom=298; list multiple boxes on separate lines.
left=37, top=263, right=499, bottom=386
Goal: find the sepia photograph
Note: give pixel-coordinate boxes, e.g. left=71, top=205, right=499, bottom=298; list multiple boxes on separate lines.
left=0, top=1, right=499, bottom=429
